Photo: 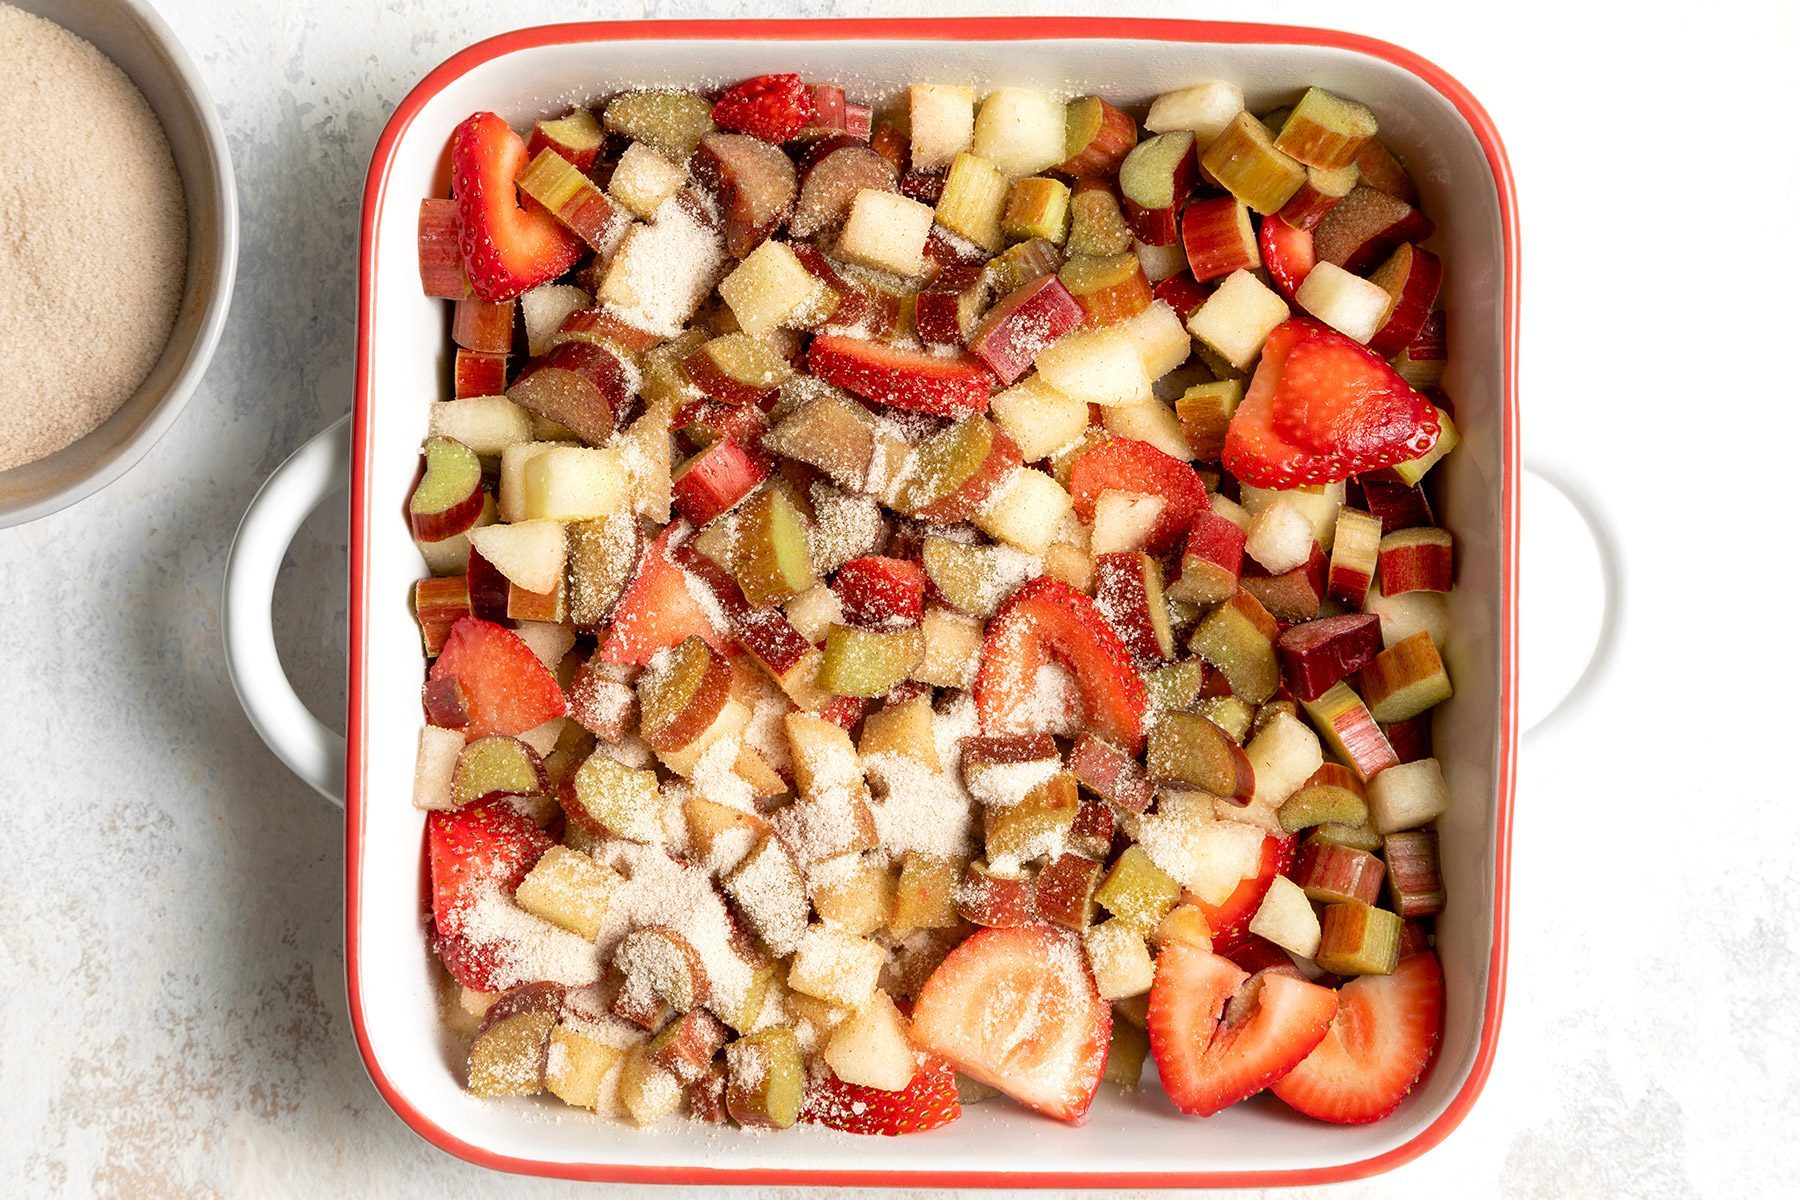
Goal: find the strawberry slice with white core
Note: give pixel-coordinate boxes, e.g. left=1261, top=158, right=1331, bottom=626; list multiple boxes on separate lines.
left=1271, top=949, right=1444, bottom=1123
left=428, top=616, right=568, bottom=739
left=1148, top=943, right=1338, bottom=1116
left=974, top=576, right=1150, bottom=755
left=807, top=334, right=995, bottom=417
left=912, top=926, right=1110, bottom=1124
left=451, top=112, right=584, bottom=302
left=428, top=801, right=553, bottom=935
left=801, top=1057, right=962, bottom=1136
left=598, top=525, right=733, bottom=666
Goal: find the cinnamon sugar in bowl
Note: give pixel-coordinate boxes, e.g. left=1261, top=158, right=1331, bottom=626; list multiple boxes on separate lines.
left=0, top=0, right=235, bottom=527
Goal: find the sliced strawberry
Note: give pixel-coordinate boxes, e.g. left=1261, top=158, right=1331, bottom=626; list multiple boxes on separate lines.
left=807, top=334, right=994, bottom=418
left=1223, top=320, right=1441, bottom=489
left=911, top=926, right=1110, bottom=1123
left=429, top=921, right=509, bottom=992
left=1259, top=214, right=1316, bottom=302
left=833, top=555, right=928, bottom=629
left=1188, top=832, right=1295, bottom=953
left=1152, top=271, right=1212, bottom=321
left=1068, top=437, right=1211, bottom=556
left=801, top=1057, right=961, bottom=1136
left=1271, top=950, right=1444, bottom=1124
left=428, top=616, right=567, bottom=738
left=1148, top=944, right=1338, bottom=1117
left=974, top=577, right=1150, bottom=754
left=712, top=73, right=817, bottom=144
left=598, top=525, right=733, bottom=666
left=427, top=800, right=554, bottom=935
left=451, top=112, right=583, bottom=302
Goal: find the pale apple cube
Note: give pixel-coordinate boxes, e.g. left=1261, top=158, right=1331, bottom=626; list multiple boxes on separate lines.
left=521, top=283, right=592, bottom=357
left=990, top=375, right=1090, bottom=462
left=975, top=468, right=1073, bottom=555
left=499, top=441, right=574, bottom=523
left=972, top=88, right=1067, bottom=176
left=546, top=1023, right=628, bottom=1110
left=1240, top=482, right=1346, bottom=550
left=783, top=584, right=845, bottom=645
left=1086, top=919, right=1156, bottom=1000
left=909, top=84, right=977, bottom=171
left=1295, top=261, right=1391, bottom=344
left=1244, top=499, right=1315, bottom=574
left=1145, top=82, right=1246, bottom=148
left=1034, top=326, right=1153, bottom=406
left=1186, top=269, right=1291, bottom=371
left=1248, top=876, right=1322, bottom=959
left=835, top=189, right=936, bottom=278
left=429, top=397, right=533, bottom=454
left=467, top=519, right=567, bottom=594
left=1367, top=757, right=1450, bottom=834
left=1101, top=399, right=1193, bottom=462
left=787, top=923, right=886, bottom=1010
left=1210, top=492, right=1250, bottom=531
left=412, top=725, right=464, bottom=810
left=1121, top=300, right=1193, bottom=380
left=608, top=142, right=687, bottom=220
left=599, top=203, right=724, bottom=331
left=1247, top=711, right=1325, bottom=813
left=724, top=835, right=810, bottom=957
left=516, top=845, right=620, bottom=941
left=1135, top=794, right=1266, bottom=905
left=823, top=990, right=917, bottom=1091
left=914, top=606, right=983, bottom=689
left=513, top=624, right=576, bottom=673
left=520, top=445, right=627, bottom=521
left=1090, top=490, right=1168, bottom=555
left=1135, top=237, right=1188, bottom=284
left=718, top=239, right=829, bottom=336
left=1364, top=583, right=1451, bottom=651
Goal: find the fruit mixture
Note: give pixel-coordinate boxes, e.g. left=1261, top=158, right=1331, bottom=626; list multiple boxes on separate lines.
left=407, top=74, right=1457, bottom=1133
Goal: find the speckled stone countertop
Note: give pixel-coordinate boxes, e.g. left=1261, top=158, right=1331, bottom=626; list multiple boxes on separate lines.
left=2, top=0, right=1794, bottom=1196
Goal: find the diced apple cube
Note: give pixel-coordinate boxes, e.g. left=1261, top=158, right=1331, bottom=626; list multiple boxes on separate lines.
left=1295, top=260, right=1391, bottom=344
left=913, top=605, right=984, bottom=689
left=1367, top=757, right=1450, bottom=834
left=787, top=923, right=886, bottom=1010
left=521, top=284, right=592, bottom=357
left=1122, top=299, right=1193, bottom=380
left=1090, top=490, right=1169, bottom=556
left=545, top=1022, right=628, bottom=1110
left=1144, top=82, right=1246, bottom=148
left=822, top=989, right=917, bottom=1091
left=1034, top=326, right=1153, bottom=406
left=718, top=239, right=830, bottom=336
left=724, top=835, right=810, bottom=956
left=1186, top=268, right=1291, bottom=371
left=1240, top=482, right=1346, bottom=550
left=520, top=446, right=628, bottom=521
left=429, top=397, right=534, bottom=455
left=515, top=845, right=620, bottom=940
left=1085, top=919, right=1156, bottom=1000
left=467, top=519, right=567, bottom=594
left=836, top=189, right=936, bottom=278
left=972, top=88, right=1067, bottom=177
left=1134, top=795, right=1266, bottom=905
left=1101, top=399, right=1193, bottom=463
left=990, top=375, right=1091, bottom=462
left=891, top=852, right=963, bottom=931
left=1246, top=710, right=1325, bottom=822
left=974, top=468, right=1074, bottom=555
left=413, top=725, right=465, bottom=810
left=909, top=84, right=977, bottom=171
left=609, top=142, right=688, bottom=220
left=1244, top=499, right=1316, bottom=575
left=1248, top=875, right=1322, bottom=959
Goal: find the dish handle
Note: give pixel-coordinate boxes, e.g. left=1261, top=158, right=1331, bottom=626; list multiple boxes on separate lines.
left=224, top=415, right=350, bottom=807
left=1521, top=458, right=1622, bottom=741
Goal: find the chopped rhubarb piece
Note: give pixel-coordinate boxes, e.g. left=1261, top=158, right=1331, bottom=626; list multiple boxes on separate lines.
left=516, top=148, right=623, bottom=251
left=525, top=108, right=603, bottom=170
left=1312, top=186, right=1435, bottom=274
left=834, top=556, right=928, bottom=629
left=1180, top=196, right=1259, bottom=283
left=792, top=138, right=899, bottom=240
left=975, top=577, right=1151, bottom=754
left=1381, top=714, right=1433, bottom=764
left=967, top=274, right=1084, bottom=384
left=1058, top=95, right=1138, bottom=178
left=671, top=437, right=769, bottom=526
left=914, top=263, right=992, bottom=349
left=1358, top=477, right=1435, bottom=534
left=1382, top=829, right=1446, bottom=917
left=453, top=349, right=507, bottom=398
left=450, top=112, right=583, bottom=302
left=1067, top=732, right=1154, bottom=814
left=1300, top=681, right=1400, bottom=782
left=1240, top=542, right=1327, bottom=622
left=1168, top=511, right=1245, bottom=606
left=1295, top=839, right=1385, bottom=906
left=418, top=198, right=469, bottom=299
left=1316, top=901, right=1404, bottom=977
left=807, top=334, right=994, bottom=417
left=1377, top=527, right=1453, bottom=594
left=1068, top=437, right=1211, bottom=557
left=1277, top=613, right=1383, bottom=701
left=692, top=132, right=799, bottom=258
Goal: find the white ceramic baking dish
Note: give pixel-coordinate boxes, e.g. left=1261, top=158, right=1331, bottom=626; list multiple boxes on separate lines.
left=220, top=16, right=1573, bottom=1186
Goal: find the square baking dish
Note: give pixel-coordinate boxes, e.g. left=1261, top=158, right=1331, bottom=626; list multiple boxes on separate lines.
left=346, top=17, right=1518, bottom=1187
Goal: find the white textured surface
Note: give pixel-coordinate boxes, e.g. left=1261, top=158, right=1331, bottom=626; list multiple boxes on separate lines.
left=0, top=0, right=1795, bottom=1196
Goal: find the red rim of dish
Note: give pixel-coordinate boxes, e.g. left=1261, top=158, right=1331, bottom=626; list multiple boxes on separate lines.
left=348, top=16, right=1519, bottom=1187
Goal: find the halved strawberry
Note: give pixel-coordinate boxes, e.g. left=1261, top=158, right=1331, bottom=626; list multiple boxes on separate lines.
left=427, top=800, right=554, bottom=933
left=974, top=577, right=1150, bottom=754
left=1187, top=832, right=1295, bottom=953
left=1259, top=214, right=1316, bottom=302
left=1223, top=320, right=1441, bottom=488
left=1067, top=437, right=1211, bottom=556
left=429, top=921, right=508, bottom=992
left=833, top=555, right=928, bottom=629
left=911, top=926, right=1110, bottom=1123
left=807, top=335, right=994, bottom=418
left=801, top=1057, right=961, bottom=1136
left=598, top=525, right=733, bottom=666
left=1148, top=944, right=1338, bottom=1117
left=712, top=73, right=817, bottom=144
left=428, top=616, right=568, bottom=738
left=451, top=112, right=583, bottom=302
left=1271, top=950, right=1444, bottom=1124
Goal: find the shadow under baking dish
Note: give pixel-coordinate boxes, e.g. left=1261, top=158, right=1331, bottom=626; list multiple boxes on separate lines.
left=346, top=17, right=1518, bottom=1188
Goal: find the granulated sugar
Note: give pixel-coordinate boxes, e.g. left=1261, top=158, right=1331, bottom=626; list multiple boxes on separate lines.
left=0, top=5, right=187, bottom=470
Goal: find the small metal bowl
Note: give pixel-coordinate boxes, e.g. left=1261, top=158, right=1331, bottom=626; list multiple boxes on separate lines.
left=0, top=0, right=236, bottom=527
